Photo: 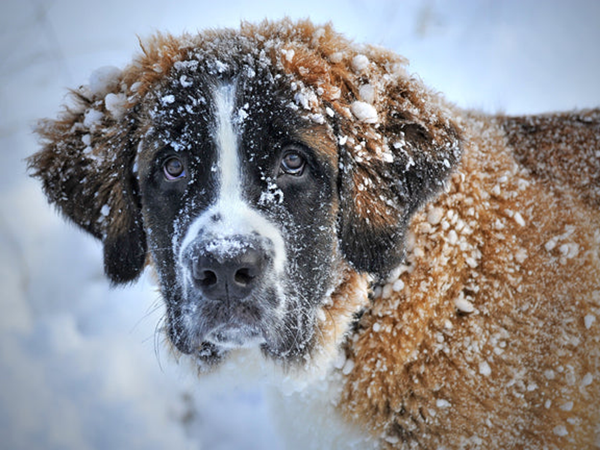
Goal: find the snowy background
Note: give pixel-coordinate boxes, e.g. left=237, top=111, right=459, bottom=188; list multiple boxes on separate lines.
left=1, top=1, right=599, bottom=449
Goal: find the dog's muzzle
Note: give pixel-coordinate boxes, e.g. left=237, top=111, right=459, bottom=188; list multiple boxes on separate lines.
left=171, top=233, right=280, bottom=352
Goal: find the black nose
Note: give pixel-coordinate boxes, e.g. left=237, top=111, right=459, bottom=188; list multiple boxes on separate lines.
left=190, top=239, right=266, bottom=302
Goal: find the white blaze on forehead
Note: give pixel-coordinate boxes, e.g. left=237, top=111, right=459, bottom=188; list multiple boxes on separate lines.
left=213, top=83, right=239, bottom=204
left=178, top=83, right=286, bottom=273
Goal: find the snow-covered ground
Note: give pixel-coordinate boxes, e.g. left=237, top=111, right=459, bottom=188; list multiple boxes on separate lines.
left=0, top=1, right=598, bottom=449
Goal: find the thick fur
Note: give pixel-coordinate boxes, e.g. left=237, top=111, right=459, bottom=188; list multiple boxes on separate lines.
left=29, top=19, right=599, bottom=449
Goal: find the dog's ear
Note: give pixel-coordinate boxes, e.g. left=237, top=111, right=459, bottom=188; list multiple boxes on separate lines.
left=330, top=50, right=462, bottom=279
left=274, top=23, right=463, bottom=279
left=28, top=67, right=146, bottom=284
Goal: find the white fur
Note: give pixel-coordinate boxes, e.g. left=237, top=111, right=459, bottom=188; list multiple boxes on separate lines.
left=178, top=84, right=287, bottom=278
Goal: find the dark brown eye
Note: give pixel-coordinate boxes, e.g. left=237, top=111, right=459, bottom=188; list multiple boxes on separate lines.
left=280, top=151, right=306, bottom=176
left=163, top=156, right=186, bottom=180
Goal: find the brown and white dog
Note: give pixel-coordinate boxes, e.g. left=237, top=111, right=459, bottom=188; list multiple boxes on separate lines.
left=29, top=19, right=600, bottom=449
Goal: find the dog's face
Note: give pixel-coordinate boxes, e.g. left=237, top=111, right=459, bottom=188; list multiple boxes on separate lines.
left=137, top=65, right=342, bottom=362
left=29, top=20, right=461, bottom=368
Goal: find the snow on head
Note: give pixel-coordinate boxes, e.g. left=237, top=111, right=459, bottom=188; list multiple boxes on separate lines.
left=358, top=84, right=376, bottom=104
left=83, top=108, right=104, bottom=130
left=351, top=54, right=370, bottom=73
left=350, top=101, right=378, bottom=123
left=89, top=66, right=122, bottom=97
left=104, top=93, right=127, bottom=119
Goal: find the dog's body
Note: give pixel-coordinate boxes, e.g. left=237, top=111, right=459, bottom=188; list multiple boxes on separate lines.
left=29, top=19, right=600, bottom=449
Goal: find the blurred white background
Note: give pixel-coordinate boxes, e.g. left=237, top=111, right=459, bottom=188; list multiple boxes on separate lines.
left=1, top=1, right=599, bottom=449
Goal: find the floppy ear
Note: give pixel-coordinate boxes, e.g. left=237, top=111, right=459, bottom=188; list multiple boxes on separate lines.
left=272, top=22, right=462, bottom=279
left=332, top=53, right=462, bottom=279
left=28, top=68, right=146, bottom=284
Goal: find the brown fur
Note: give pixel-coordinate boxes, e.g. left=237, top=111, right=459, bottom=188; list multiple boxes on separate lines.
left=28, top=19, right=599, bottom=449
left=342, top=112, right=600, bottom=448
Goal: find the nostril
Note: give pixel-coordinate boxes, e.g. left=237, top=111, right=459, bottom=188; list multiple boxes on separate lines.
left=198, top=269, right=218, bottom=287
left=234, top=268, right=255, bottom=286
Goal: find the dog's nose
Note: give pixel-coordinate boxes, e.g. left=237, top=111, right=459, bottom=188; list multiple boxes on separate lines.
left=190, top=240, right=266, bottom=301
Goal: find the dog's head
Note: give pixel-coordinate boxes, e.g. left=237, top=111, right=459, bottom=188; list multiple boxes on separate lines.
left=29, top=20, right=461, bottom=368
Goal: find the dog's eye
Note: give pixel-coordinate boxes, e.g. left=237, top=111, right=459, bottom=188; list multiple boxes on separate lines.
left=163, top=157, right=186, bottom=180
left=279, top=150, right=306, bottom=176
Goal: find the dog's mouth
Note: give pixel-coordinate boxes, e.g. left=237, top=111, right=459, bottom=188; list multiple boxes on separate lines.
left=166, top=292, right=277, bottom=357
left=204, top=321, right=266, bottom=349
left=166, top=287, right=320, bottom=365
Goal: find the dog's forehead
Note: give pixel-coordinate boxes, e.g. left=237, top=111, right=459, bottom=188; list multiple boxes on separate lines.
left=151, top=48, right=292, bottom=124
left=138, top=53, right=338, bottom=166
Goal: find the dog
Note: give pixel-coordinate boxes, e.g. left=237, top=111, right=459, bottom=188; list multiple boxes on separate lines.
left=29, top=18, right=600, bottom=449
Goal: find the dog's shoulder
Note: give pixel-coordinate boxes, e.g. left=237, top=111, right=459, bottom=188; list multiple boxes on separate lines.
left=339, top=112, right=600, bottom=448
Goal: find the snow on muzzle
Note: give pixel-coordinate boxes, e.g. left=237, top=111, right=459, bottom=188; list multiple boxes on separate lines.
left=181, top=234, right=274, bottom=303
left=173, top=230, right=285, bottom=352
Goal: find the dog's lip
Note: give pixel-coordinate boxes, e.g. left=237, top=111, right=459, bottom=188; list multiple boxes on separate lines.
left=204, top=322, right=265, bottom=348
left=169, top=307, right=266, bottom=354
